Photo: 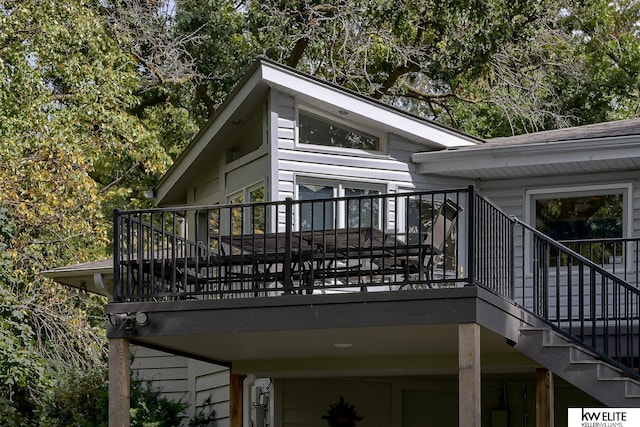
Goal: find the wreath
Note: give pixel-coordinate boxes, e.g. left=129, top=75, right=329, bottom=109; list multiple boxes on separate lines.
left=321, top=396, right=363, bottom=427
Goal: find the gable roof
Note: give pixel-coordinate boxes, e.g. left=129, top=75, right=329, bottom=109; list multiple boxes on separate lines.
left=412, top=118, right=640, bottom=179
left=153, top=57, right=481, bottom=205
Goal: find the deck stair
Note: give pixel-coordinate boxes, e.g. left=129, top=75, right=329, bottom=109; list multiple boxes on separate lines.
left=515, top=327, right=640, bottom=407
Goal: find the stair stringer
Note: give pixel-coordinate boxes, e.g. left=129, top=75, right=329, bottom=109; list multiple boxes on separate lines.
left=514, top=327, right=640, bottom=407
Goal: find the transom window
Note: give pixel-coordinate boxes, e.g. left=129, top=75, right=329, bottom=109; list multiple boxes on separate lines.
left=298, top=110, right=380, bottom=151
left=297, top=181, right=381, bottom=231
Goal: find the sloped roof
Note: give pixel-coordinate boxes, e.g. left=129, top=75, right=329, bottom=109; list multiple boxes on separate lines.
left=412, top=118, right=640, bottom=178
left=153, top=57, right=481, bottom=205
left=42, top=259, right=112, bottom=297
left=487, top=117, right=640, bottom=146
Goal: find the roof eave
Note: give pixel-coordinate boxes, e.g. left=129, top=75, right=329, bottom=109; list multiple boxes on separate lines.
left=42, top=262, right=113, bottom=298
left=413, top=135, right=640, bottom=177
left=153, top=58, right=481, bottom=205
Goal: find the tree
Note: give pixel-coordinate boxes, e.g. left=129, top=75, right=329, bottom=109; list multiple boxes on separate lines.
left=0, top=0, right=190, bottom=418
left=240, top=0, right=640, bottom=137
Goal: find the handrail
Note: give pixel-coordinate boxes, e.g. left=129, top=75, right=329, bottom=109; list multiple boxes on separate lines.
left=112, top=186, right=640, bottom=378
left=559, top=236, right=640, bottom=287
left=469, top=191, right=640, bottom=379
left=114, top=188, right=470, bottom=301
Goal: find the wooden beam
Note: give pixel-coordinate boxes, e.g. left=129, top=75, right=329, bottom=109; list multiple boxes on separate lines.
left=459, top=323, right=481, bottom=427
left=109, top=338, right=130, bottom=427
left=536, top=368, right=554, bottom=427
left=230, top=372, right=245, bottom=427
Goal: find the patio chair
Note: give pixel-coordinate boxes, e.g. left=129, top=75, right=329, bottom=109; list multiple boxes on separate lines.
left=376, top=198, right=462, bottom=288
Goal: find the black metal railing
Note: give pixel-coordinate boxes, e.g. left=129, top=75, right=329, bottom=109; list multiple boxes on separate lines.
left=112, top=185, right=640, bottom=377
left=559, top=237, right=640, bottom=287
left=113, top=189, right=470, bottom=301
left=511, top=219, right=640, bottom=378
left=462, top=191, right=640, bottom=378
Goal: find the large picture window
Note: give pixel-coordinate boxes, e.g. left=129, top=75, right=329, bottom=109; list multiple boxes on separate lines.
left=535, top=194, right=623, bottom=241
left=298, top=110, right=380, bottom=151
left=527, top=184, right=631, bottom=266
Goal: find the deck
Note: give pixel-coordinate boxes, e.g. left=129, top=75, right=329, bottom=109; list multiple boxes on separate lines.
left=111, top=187, right=640, bottom=378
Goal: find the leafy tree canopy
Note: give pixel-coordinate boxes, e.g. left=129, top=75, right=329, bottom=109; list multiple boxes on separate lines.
left=1, top=0, right=640, bottom=422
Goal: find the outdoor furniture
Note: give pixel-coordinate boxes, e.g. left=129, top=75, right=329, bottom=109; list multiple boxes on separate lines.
left=118, top=198, right=462, bottom=298
left=371, top=198, right=463, bottom=288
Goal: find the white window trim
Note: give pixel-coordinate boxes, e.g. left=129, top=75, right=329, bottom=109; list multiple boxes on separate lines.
left=524, top=183, right=632, bottom=239
left=295, top=104, right=388, bottom=156
left=524, top=182, right=633, bottom=273
left=226, top=180, right=267, bottom=204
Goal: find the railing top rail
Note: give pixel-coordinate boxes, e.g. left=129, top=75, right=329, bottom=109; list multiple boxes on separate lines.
left=559, top=236, right=640, bottom=244
left=115, top=188, right=473, bottom=216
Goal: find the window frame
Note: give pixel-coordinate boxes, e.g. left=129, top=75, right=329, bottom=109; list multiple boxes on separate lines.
left=524, top=183, right=633, bottom=271
left=295, top=105, right=387, bottom=155
left=226, top=181, right=268, bottom=234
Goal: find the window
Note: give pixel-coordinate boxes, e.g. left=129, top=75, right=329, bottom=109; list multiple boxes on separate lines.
left=527, top=184, right=631, bottom=266
left=298, top=180, right=381, bottom=231
left=298, top=110, right=380, bottom=151
left=535, top=194, right=623, bottom=241
left=227, top=183, right=266, bottom=233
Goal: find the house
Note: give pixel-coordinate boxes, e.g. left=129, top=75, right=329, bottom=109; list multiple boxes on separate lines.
left=45, top=57, right=640, bottom=427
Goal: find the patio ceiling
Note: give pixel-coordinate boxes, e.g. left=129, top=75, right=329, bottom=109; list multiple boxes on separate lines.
left=107, top=286, right=539, bottom=377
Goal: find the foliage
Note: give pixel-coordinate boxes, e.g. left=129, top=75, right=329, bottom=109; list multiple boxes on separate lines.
left=41, top=368, right=109, bottom=427
left=321, top=396, right=363, bottom=427
left=130, top=378, right=188, bottom=427
left=1, top=0, right=640, bottom=423
left=0, top=0, right=188, bottom=420
left=41, top=367, right=216, bottom=427
left=240, top=0, right=640, bottom=136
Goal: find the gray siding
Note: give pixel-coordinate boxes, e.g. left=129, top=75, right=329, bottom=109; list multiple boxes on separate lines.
left=277, top=376, right=598, bottom=427
left=272, top=90, right=471, bottom=226
left=477, top=171, right=640, bottom=317
left=131, top=346, right=229, bottom=426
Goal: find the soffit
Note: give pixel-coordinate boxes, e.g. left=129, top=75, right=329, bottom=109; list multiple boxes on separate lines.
left=412, top=135, right=640, bottom=179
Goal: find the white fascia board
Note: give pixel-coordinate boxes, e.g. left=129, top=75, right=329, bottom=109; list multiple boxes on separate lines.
left=154, top=70, right=265, bottom=204
left=260, top=65, right=478, bottom=148
left=413, top=136, right=640, bottom=175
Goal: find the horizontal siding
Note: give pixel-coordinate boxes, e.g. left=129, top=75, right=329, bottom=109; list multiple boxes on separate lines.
left=131, top=346, right=230, bottom=427
left=191, top=360, right=230, bottom=427
left=274, top=91, right=471, bottom=203
left=478, top=171, right=640, bottom=319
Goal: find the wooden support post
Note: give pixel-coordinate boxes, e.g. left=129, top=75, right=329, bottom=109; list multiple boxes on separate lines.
left=230, top=372, right=245, bottom=427
left=459, top=323, right=481, bottom=427
left=109, top=338, right=130, bottom=427
left=536, top=368, right=554, bottom=427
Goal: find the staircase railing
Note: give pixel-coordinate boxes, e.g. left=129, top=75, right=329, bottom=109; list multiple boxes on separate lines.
left=559, top=237, right=640, bottom=287
left=471, top=191, right=640, bottom=378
